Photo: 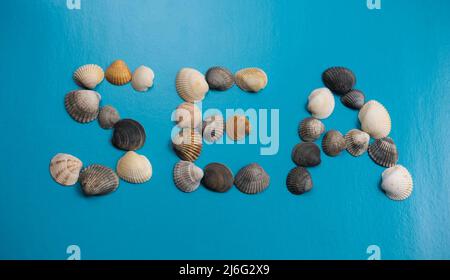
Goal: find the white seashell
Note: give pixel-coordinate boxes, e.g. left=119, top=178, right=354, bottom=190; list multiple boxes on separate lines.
left=131, top=65, right=155, bottom=92
left=173, top=161, right=204, bottom=193
left=202, top=115, right=224, bottom=143
left=73, top=64, right=104, bottom=89
left=174, top=102, right=202, bottom=128
left=49, top=153, right=83, bottom=186
left=176, top=68, right=209, bottom=102
left=116, top=151, right=153, bottom=184
left=226, top=115, right=251, bottom=141
left=381, top=165, right=413, bottom=201
left=307, top=88, right=335, bottom=119
left=234, top=68, right=268, bottom=93
left=358, top=100, right=392, bottom=139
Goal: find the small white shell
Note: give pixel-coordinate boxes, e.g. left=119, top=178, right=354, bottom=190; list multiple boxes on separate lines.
left=358, top=100, right=392, bottom=139
left=49, top=153, right=83, bottom=186
left=202, top=115, right=224, bottom=143
left=173, top=161, right=204, bottom=193
left=116, top=151, right=153, bottom=184
left=307, top=88, right=335, bottom=119
left=381, top=165, right=413, bottom=201
left=176, top=68, right=209, bottom=102
left=174, top=102, right=202, bottom=128
left=73, top=64, right=104, bottom=89
left=131, top=65, right=155, bottom=92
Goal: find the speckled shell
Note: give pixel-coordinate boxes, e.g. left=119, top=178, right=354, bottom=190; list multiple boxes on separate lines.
left=286, top=166, right=313, bottom=195
left=322, top=67, right=356, bottom=95
left=358, top=100, right=392, bottom=139
left=49, top=153, right=83, bottom=186
left=226, top=115, right=251, bottom=141
left=322, top=130, right=346, bottom=157
left=205, top=67, right=234, bottom=91
left=173, top=161, right=204, bottom=193
left=105, top=60, right=132, bottom=85
left=112, top=119, right=146, bottom=151
left=345, top=129, right=370, bottom=157
left=307, top=88, right=335, bottom=119
left=172, top=129, right=203, bottom=162
left=73, top=64, right=104, bottom=89
left=202, top=115, right=225, bottom=143
left=176, top=68, right=209, bottom=102
left=234, top=163, right=270, bottom=194
left=116, top=151, right=152, bottom=184
left=79, top=164, right=119, bottom=196
left=298, top=117, right=325, bottom=142
left=174, top=102, right=202, bottom=128
left=98, top=105, right=120, bottom=129
left=64, top=90, right=101, bottom=123
left=341, top=89, right=365, bottom=110
left=234, top=68, right=268, bottom=93
left=381, top=165, right=413, bottom=201
left=131, top=65, right=154, bottom=92
left=291, top=142, right=321, bottom=167
left=201, top=163, right=234, bottom=193
left=368, top=137, right=399, bottom=168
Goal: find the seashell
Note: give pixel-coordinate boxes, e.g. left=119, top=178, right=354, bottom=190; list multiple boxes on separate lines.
left=202, top=115, right=225, bottom=143
left=205, top=67, right=234, bottom=91
left=105, top=60, right=132, bottom=85
left=234, top=68, right=268, bottom=93
left=322, top=66, right=356, bottom=95
left=64, top=90, right=101, bottom=123
left=49, top=153, right=83, bottom=186
left=98, top=105, right=120, bottom=129
left=345, top=129, right=370, bottom=157
left=298, top=117, right=325, bottom=142
left=131, top=65, right=154, bottom=92
left=322, top=130, right=346, bottom=157
left=358, top=100, right=392, bottom=139
left=381, top=165, right=413, bottom=201
left=234, top=163, right=270, bottom=194
left=201, top=163, right=234, bottom=193
left=291, top=142, right=321, bottom=167
left=226, top=115, right=251, bottom=141
left=79, top=164, right=119, bottom=196
left=112, top=119, right=146, bottom=151
left=173, top=161, right=203, bottom=193
left=176, top=68, right=209, bottom=102
left=73, top=64, right=104, bottom=89
left=341, top=89, right=365, bottom=110
left=174, top=102, right=202, bottom=128
left=172, top=129, right=202, bottom=162
left=286, top=166, right=313, bottom=195
left=116, top=151, right=152, bottom=184
left=368, top=137, right=399, bottom=167
left=307, top=88, right=335, bottom=119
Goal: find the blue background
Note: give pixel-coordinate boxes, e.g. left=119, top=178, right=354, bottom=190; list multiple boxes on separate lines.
left=0, top=0, right=449, bottom=260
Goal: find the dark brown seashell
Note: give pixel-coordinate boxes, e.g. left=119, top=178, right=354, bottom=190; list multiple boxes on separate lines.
left=368, top=137, right=399, bottom=167
left=321, top=130, right=346, bottom=157
left=172, top=129, right=203, bottom=162
left=205, top=67, right=234, bottom=91
left=291, top=142, right=321, bottom=167
left=298, top=117, right=325, bottom=142
left=201, top=163, right=234, bottom=193
left=98, top=105, right=120, bottom=129
left=234, top=163, right=270, bottom=194
left=79, top=164, right=119, bottom=196
left=322, top=67, right=356, bottom=95
left=112, top=119, right=146, bottom=151
left=286, top=166, right=313, bottom=195
left=341, top=89, right=365, bottom=110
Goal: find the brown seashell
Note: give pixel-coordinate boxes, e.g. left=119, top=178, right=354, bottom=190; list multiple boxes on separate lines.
left=234, top=163, right=270, bottom=194
left=345, top=129, right=370, bottom=157
left=173, top=161, right=204, bottom=193
left=201, top=163, right=234, bottom=193
left=112, top=119, right=146, bottom=151
left=205, top=67, right=234, bottom=91
left=98, top=105, right=120, bottom=129
left=79, top=164, right=119, bottom=196
left=286, top=166, right=313, bottom=195
left=298, top=117, right=325, bottom=142
left=172, top=129, right=203, bottom=162
left=291, top=142, right=321, bottom=167
left=368, top=137, right=399, bottom=168
left=105, top=60, right=132, bottom=86
left=64, top=90, right=101, bottom=123
left=321, top=130, right=346, bottom=157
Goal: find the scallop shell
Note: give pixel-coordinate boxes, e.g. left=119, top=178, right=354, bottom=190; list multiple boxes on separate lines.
left=205, top=67, right=234, bottom=91
left=49, top=153, right=83, bottom=186
left=341, top=89, right=365, bottom=110
left=105, top=60, right=132, bottom=85
left=345, top=129, right=370, bottom=157
left=322, top=66, right=356, bottom=95
left=173, top=161, right=204, bottom=193
left=201, top=163, right=234, bottom=193
left=235, top=68, right=268, bottom=93
left=73, top=64, right=104, bottom=89
left=298, top=117, right=325, bottom=142
left=174, top=102, right=202, bottom=128
left=322, top=130, right=346, bottom=157
left=286, top=166, right=313, bottom=195
left=131, top=65, right=154, bottom=92
left=98, top=105, right=120, bottom=129
left=226, top=115, right=251, bottom=141
left=358, top=100, right=392, bottom=139
left=307, top=88, right=335, bottom=119
left=116, top=151, right=152, bottom=184
left=368, top=137, right=399, bottom=167
left=172, top=129, right=202, bottom=162
left=176, top=68, right=209, bottom=102
left=112, top=119, right=146, bottom=151
left=64, top=90, right=101, bottom=123
left=234, top=163, right=270, bottom=194
left=79, top=164, right=119, bottom=196
left=381, top=165, right=413, bottom=201
left=291, top=142, right=321, bottom=167
left=202, top=115, right=225, bottom=143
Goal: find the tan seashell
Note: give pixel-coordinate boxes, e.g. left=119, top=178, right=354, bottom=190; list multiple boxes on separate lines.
left=234, top=68, right=268, bottom=93
left=307, top=88, right=335, bottom=119
left=381, top=165, right=413, bottom=201
left=116, top=151, right=153, bottom=184
left=226, top=115, right=251, bottom=141
left=73, top=64, right=104, bottom=89
left=322, top=130, right=346, bottom=157
left=173, top=161, right=204, bottom=193
left=175, top=68, right=209, bottom=102
left=105, top=60, right=132, bottom=86
left=49, top=153, right=83, bottom=186
left=98, top=105, right=120, bottom=129
left=358, top=100, right=392, bottom=139
left=174, top=102, right=202, bottom=128
left=131, top=65, right=154, bottom=92
left=234, top=163, right=270, bottom=194
left=345, top=129, right=370, bottom=157
left=172, top=129, right=203, bottom=162
left=64, top=90, right=101, bottom=123
left=202, top=115, right=224, bottom=143
left=298, top=117, right=325, bottom=142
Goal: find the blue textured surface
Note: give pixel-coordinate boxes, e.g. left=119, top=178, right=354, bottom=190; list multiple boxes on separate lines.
left=0, top=0, right=449, bottom=260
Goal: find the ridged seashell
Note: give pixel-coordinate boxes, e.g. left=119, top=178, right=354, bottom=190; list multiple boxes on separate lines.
left=235, top=68, right=268, bottom=93
left=234, top=163, right=270, bottom=194
left=201, top=163, right=234, bottom=193
left=298, top=117, right=325, bottom=142
left=112, top=119, right=146, bottom=151
left=64, top=90, right=101, bottom=123
left=286, top=167, right=313, bottom=195
left=307, top=88, right=335, bottom=119
left=79, top=164, right=119, bottom=196
left=105, top=60, right=132, bottom=85
left=73, top=64, right=104, bottom=89
left=49, top=153, right=83, bottom=186
left=173, top=161, right=204, bottom=193
left=176, top=68, right=209, bottom=102
left=341, top=89, right=365, bottom=110
left=98, top=105, right=120, bottom=129
left=322, top=130, right=346, bottom=157
left=226, top=115, right=251, bottom=141
left=322, top=67, right=356, bottom=95
left=345, top=129, right=370, bottom=157
left=291, top=142, right=321, bottom=167
left=368, top=137, right=399, bottom=167
left=174, top=102, right=202, bottom=128
left=205, top=67, right=234, bottom=91
left=172, top=129, right=202, bottom=162
left=358, top=100, right=392, bottom=139
left=131, top=65, right=154, bottom=92
left=202, top=115, right=225, bottom=143
left=381, top=165, right=413, bottom=201
left=116, top=151, right=153, bottom=184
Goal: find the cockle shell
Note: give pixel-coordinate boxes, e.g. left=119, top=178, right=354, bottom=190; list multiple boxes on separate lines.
left=174, top=102, right=202, bottom=128
left=368, top=137, right=399, bottom=167
left=64, top=90, right=101, bottom=123
left=234, top=163, right=270, bottom=194
left=358, top=100, right=392, bottom=139
left=98, top=105, right=120, bottom=129
left=116, top=151, right=153, bottom=184
left=173, top=161, right=204, bottom=193
left=307, top=88, right=335, bottom=119
left=234, top=68, right=268, bottom=93
left=345, top=129, right=370, bottom=157
left=381, top=165, right=413, bottom=201
left=201, top=163, right=234, bottom=193
left=131, top=65, right=154, bottom=92
left=322, top=130, right=346, bottom=157
left=298, top=117, right=325, bottom=142
left=291, top=142, right=321, bottom=167
left=176, top=68, right=209, bottom=102
left=322, top=66, right=356, bottom=95
left=112, top=119, right=146, bottom=151
left=286, top=166, right=313, bottom=195
left=341, top=89, right=365, bottom=110
left=202, top=115, right=225, bottom=143
left=73, top=64, right=104, bottom=89
left=49, top=153, right=83, bottom=186
left=105, top=60, right=132, bottom=86
left=205, top=67, right=234, bottom=91
left=172, top=129, right=202, bottom=162
left=79, top=164, right=119, bottom=196
left=226, top=115, right=251, bottom=141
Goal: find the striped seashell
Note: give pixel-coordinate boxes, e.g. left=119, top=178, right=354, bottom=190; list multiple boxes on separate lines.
left=322, top=66, right=356, bottom=95
left=358, top=100, right=392, bottom=139
left=201, top=163, right=234, bottom=193
left=98, top=105, right=120, bottom=129
left=112, top=119, right=146, bottom=151
left=322, top=130, right=346, bottom=157
left=234, top=67, right=268, bottom=93
left=131, top=65, right=155, bottom=92
left=175, top=68, right=209, bottom=102
left=286, top=166, right=313, bottom=195
left=205, top=66, right=234, bottom=91
left=116, top=151, right=153, bottom=184
left=202, top=115, right=225, bottom=143
left=298, top=117, right=325, bottom=142
left=79, top=164, right=119, bottom=196
left=226, top=115, right=251, bottom=141
left=49, top=153, right=83, bottom=186
left=291, top=142, right=321, bottom=167
left=73, top=64, right=104, bottom=89
left=345, top=129, right=370, bottom=157
left=174, top=102, right=202, bottom=128
left=381, top=165, right=413, bottom=201
left=341, top=89, right=365, bottom=110
left=307, top=88, right=335, bottom=119
left=172, top=129, right=203, bottom=162
left=368, top=137, right=399, bottom=168
left=173, top=161, right=204, bottom=193
left=105, top=60, right=132, bottom=86
left=64, top=90, right=101, bottom=123
left=234, top=163, right=270, bottom=194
